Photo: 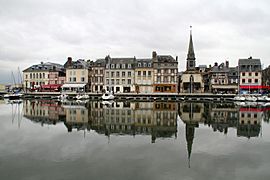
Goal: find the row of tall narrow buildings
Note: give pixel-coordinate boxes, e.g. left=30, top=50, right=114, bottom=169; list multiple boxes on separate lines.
left=23, top=30, right=266, bottom=94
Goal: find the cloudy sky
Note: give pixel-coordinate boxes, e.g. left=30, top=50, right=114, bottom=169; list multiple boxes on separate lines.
left=0, top=0, right=269, bottom=83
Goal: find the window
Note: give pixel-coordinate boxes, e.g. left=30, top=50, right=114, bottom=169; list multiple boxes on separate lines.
left=111, top=64, right=115, bottom=69
left=138, top=71, right=141, bottom=76
left=164, top=76, right=168, bottom=82
left=122, top=64, right=125, bottom=69
left=116, top=64, right=120, bottom=68
left=164, top=69, right=168, bottom=73
left=122, top=79, right=125, bottom=84
left=43, top=73, right=45, bottom=78
left=106, top=72, right=109, bottom=77
left=148, top=63, right=151, bottom=67
left=69, top=71, right=72, bottom=75
left=128, top=79, right=131, bottom=84
left=148, top=71, right=151, bottom=76
left=255, top=72, right=258, bottom=76
left=69, top=78, right=72, bottom=82
left=106, top=79, right=109, bottom=84
left=142, top=71, right=146, bottom=76
left=81, top=77, right=85, bottom=82
left=248, top=79, right=252, bottom=83
left=128, top=64, right=131, bottom=68
left=171, top=69, right=175, bottom=73
left=116, top=79, right=120, bottom=85
left=138, top=63, right=141, bottom=67
left=116, top=71, right=120, bottom=77
left=100, top=70, right=103, bottom=74
left=26, top=74, right=28, bottom=79
left=73, top=77, right=76, bottom=82
left=242, top=72, right=245, bottom=76
left=128, top=72, right=131, bottom=77
left=255, top=79, right=258, bottom=83
left=111, top=79, right=114, bottom=85
left=111, top=72, right=114, bottom=77
left=73, top=71, right=76, bottom=75
left=95, top=77, right=98, bottom=82
left=122, top=72, right=125, bottom=77
left=157, top=76, right=161, bottom=82
left=144, top=63, right=147, bottom=67
left=100, top=77, right=103, bottom=82
left=242, top=79, right=245, bottom=83
left=171, top=76, right=175, bottom=82
left=95, top=70, right=98, bottom=74
left=157, top=69, right=161, bottom=73
left=249, top=72, right=252, bottom=76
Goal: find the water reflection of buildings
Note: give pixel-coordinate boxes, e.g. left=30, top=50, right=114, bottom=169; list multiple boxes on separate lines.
left=23, top=100, right=65, bottom=125
left=178, top=102, right=265, bottom=167
left=238, top=107, right=262, bottom=138
left=23, top=100, right=178, bottom=142
left=89, top=101, right=178, bottom=143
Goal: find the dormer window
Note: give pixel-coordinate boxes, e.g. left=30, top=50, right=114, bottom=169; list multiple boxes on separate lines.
left=116, top=64, right=120, bottom=68
left=144, top=63, right=147, bottom=67
left=128, top=64, right=131, bottom=68
left=122, top=64, right=126, bottom=69
left=148, top=63, right=151, bottom=67
left=138, top=63, right=141, bottom=67
left=111, top=64, right=115, bottom=69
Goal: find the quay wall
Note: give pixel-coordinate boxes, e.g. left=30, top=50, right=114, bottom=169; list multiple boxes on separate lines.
left=24, top=92, right=235, bottom=99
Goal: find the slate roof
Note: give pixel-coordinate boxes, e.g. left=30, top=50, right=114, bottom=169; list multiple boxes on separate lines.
left=23, top=62, right=64, bottom=72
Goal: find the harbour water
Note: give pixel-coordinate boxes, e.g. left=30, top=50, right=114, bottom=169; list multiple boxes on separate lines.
left=0, top=99, right=270, bottom=180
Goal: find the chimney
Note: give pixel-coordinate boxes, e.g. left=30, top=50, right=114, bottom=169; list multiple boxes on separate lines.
left=214, top=62, right=218, bottom=66
left=152, top=51, right=157, bottom=58
left=226, top=61, right=229, bottom=68
left=176, top=56, right=178, bottom=61
left=248, top=56, right=252, bottom=59
left=67, top=57, right=72, bottom=64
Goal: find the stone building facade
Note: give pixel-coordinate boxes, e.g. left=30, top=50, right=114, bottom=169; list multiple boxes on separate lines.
left=104, top=56, right=136, bottom=93
left=23, top=62, right=65, bottom=90
left=134, top=58, right=154, bottom=93
left=89, top=59, right=105, bottom=93
left=152, top=51, right=178, bottom=93
left=238, top=57, right=262, bottom=94
left=63, top=57, right=91, bottom=92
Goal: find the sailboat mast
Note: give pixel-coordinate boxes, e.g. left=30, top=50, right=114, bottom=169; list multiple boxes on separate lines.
left=11, top=71, right=17, bottom=89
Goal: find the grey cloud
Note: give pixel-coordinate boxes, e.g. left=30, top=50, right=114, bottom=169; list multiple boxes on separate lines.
left=0, top=0, right=270, bottom=83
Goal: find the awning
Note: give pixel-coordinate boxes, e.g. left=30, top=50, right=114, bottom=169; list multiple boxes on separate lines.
left=41, top=84, right=62, bottom=89
left=240, top=85, right=270, bottom=89
left=212, top=85, right=238, bottom=89
left=62, top=83, right=86, bottom=88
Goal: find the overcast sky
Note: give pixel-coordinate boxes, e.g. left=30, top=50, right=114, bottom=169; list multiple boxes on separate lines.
left=0, top=0, right=270, bottom=83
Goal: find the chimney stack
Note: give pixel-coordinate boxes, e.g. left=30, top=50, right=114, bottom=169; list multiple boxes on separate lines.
left=226, top=61, right=229, bottom=68
left=152, top=51, right=157, bottom=58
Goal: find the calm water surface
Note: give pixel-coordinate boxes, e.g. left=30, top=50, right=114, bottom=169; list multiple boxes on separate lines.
left=0, top=99, right=270, bottom=180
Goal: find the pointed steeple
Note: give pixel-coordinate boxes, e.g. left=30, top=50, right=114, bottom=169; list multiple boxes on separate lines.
left=186, top=26, right=196, bottom=71
left=188, top=27, right=195, bottom=60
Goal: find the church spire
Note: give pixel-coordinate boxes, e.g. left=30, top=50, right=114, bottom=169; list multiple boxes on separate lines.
left=186, top=26, right=196, bottom=71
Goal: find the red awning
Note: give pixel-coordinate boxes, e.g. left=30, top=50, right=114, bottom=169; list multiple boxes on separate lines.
left=240, top=85, right=263, bottom=89
left=41, top=84, right=62, bottom=89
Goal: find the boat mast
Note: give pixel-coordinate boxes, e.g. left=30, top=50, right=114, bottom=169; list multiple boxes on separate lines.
left=11, top=71, right=17, bottom=91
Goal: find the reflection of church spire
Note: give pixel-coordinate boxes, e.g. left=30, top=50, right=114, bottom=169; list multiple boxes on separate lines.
left=186, top=124, right=195, bottom=168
